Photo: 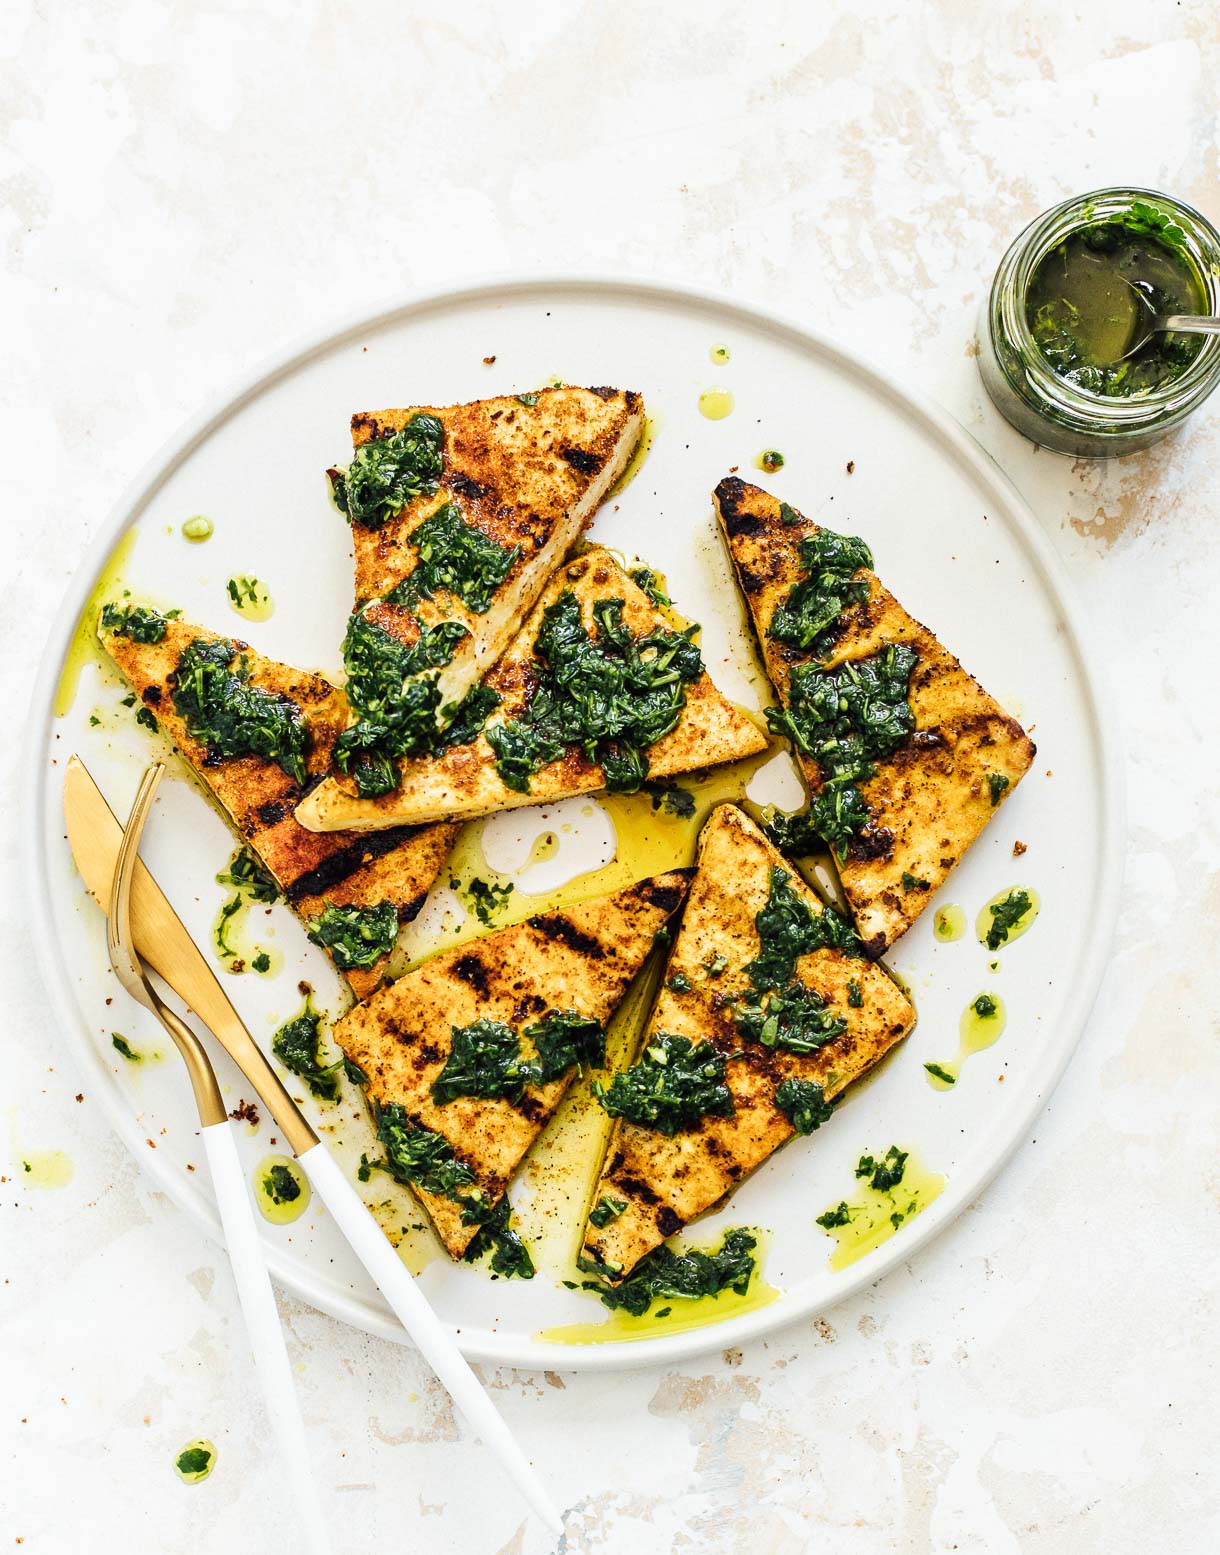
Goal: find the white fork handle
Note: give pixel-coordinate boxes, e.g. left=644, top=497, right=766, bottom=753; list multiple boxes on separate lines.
left=203, top=1122, right=331, bottom=1555
left=297, top=1142, right=563, bottom=1537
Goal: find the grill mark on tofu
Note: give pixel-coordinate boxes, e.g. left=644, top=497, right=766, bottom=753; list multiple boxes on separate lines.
left=283, top=826, right=427, bottom=903
left=453, top=954, right=492, bottom=997
left=527, top=912, right=605, bottom=959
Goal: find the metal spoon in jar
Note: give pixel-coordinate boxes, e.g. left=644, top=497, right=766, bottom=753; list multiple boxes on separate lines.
left=1119, top=278, right=1220, bottom=360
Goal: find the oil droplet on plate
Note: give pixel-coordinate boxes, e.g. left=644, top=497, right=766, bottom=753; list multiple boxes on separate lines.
left=226, top=574, right=274, bottom=622
left=754, top=449, right=785, bottom=473
left=709, top=343, right=731, bottom=366
left=19, top=1150, right=74, bottom=1189
left=814, top=1147, right=944, bottom=1270
left=253, top=1155, right=310, bottom=1224
left=932, top=904, right=965, bottom=942
left=925, top=991, right=1007, bottom=1088
left=976, top=886, right=1040, bottom=952
left=698, top=388, right=734, bottom=420
left=182, top=515, right=214, bottom=543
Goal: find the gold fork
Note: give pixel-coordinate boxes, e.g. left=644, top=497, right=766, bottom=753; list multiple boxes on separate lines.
left=106, top=762, right=329, bottom=1554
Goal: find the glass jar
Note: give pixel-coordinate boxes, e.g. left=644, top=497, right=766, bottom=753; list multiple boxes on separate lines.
left=978, top=187, right=1220, bottom=457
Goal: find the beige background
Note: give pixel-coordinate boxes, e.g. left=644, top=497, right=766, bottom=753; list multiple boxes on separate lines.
left=3, top=2, right=1219, bottom=1551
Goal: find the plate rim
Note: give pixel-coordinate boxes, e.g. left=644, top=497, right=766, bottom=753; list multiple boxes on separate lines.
left=23, top=270, right=1125, bottom=1372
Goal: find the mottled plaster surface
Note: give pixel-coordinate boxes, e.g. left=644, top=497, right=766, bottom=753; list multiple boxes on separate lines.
left=3, top=2, right=1219, bottom=1551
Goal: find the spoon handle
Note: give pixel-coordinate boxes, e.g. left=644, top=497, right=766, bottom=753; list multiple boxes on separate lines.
left=1159, top=315, right=1220, bottom=336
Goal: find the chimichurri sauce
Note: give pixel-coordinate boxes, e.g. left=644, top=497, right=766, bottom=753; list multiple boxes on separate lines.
left=1026, top=209, right=1207, bottom=397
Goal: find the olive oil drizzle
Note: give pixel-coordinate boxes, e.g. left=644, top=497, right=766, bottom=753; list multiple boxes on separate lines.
left=815, top=1147, right=944, bottom=1270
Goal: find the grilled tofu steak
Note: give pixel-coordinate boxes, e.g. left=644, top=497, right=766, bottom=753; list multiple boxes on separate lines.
left=580, top=804, right=914, bottom=1281
left=714, top=478, right=1036, bottom=957
left=98, top=609, right=456, bottom=1000
left=298, top=548, right=768, bottom=832
left=332, top=870, right=692, bottom=1259
left=302, top=386, right=645, bottom=828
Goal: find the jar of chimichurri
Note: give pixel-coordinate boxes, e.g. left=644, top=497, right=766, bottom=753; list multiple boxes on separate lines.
left=979, top=188, right=1220, bottom=456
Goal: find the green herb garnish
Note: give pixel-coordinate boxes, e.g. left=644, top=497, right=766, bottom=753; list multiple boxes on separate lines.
left=272, top=999, right=342, bottom=1101
left=391, top=502, right=521, bottom=616
left=816, top=1202, right=852, bottom=1229
left=307, top=900, right=398, bottom=971
left=855, top=1146, right=908, bottom=1191
left=263, top=1163, right=301, bottom=1204
left=588, top=1195, right=628, bottom=1228
left=983, top=888, right=1033, bottom=951
left=628, top=566, right=671, bottom=607
left=972, top=993, right=998, bottom=1018
left=643, top=781, right=696, bottom=819
left=582, top=1227, right=757, bottom=1316
left=172, top=637, right=310, bottom=785
left=331, top=415, right=444, bottom=530
left=216, top=845, right=281, bottom=904
left=461, top=1193, right=535, bottom=1280
left=111, top=1033, right=140, bottom=1062
left=767, top=528, right=873, bottom=657
left=462, top=877, right=514, bottom=927
left=986, top=772, right=1010, bottom=806
left=901, top=871, right=929, bottom=893
left=134, top=705, right=159, bottom=732
left=767, top=643, right=917, bottom=857
left=924, top=1062, right=956, bottom=1085
left=774, top=1078, right=834, bottom=1135
left=485, top=591, right=703, bottom=797
left=593, top=1033, right=733, bottom=1136
left=846, top=978, right=863, bottom=1008
left=101, top=602, right=173, bottom=643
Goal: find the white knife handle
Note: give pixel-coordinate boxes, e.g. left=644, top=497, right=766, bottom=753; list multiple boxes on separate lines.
left=203, top=1123, right=331, bottom=1555
left=296, top=1142, right=563, bottom=1537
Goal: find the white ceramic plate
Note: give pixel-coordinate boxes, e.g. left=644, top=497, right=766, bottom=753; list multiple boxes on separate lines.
left=26, top=276, right=1122, bottom=1371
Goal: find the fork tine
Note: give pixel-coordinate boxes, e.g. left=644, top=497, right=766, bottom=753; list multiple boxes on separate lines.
left=105, top=762, right=165, bottom=993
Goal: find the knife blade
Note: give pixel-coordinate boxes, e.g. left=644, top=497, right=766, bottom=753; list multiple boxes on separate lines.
left=63, top=754, right=316, bottom=1154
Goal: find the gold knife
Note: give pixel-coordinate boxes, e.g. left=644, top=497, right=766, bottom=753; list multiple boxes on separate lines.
left=62, top=753, right=564, bottom=1534
left=63, top=754, right=316, bottom=1154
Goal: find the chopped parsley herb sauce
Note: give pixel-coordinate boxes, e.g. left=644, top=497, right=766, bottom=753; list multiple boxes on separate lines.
left=362, top=1103, right=534, bottom=1279
left=391, top=502, right=521, bottom=616
left=171, top=637, right=310, bottom=786
left=644, top=781, right=696, bottom=818
left=816, top=1201, right=853, bottom=1229
left=855, top=1146, right=908, bottom=1192
left=272, top=997, right=343, bottom=1101
left=973, top=992, right=999, bottom=1018
left=485, top=591, right=703, bottom=796
left=134, top=705, right=159, bottom=732
left=986, top=771, right=1010, bottom=805
left=983, top=888, right=1034, bottom=951
left=263, top=1163, right=301, bottom=1204
left=333, top=612, right=468, bottom=796
left=731, top=866, right=860, bottom=1056
left=767, top=528, right=873, bottom=657
left=461, top=876, right=515, bottom=926
left=431, top=1010, right=605, bottom=1104
left=628, top=566, right=671, bottom=608
left=774, top=1078, right=835, bottom=1135
left=330, top=415, right=444, bottom=530
left=924, top=1062, right=956, bottom=1085
left=901, top=871, right=930, bottom=893
left=767, top=643, right=918, bottom=857
left=101, top=602, right=176, bottom=643
left=1025, top=205, right=1207, bottom=397
left=111, top=1033, right=141, bottom=1062
left=216, top=845, right=281, bottom=904
left=306, top=900, right=398, bottom=971
left=594, top=1033, right=733, bottom=1135
left=581, top=1227, right=758, bottom=1316
left=588, top=1195, right=628, bottom=1228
